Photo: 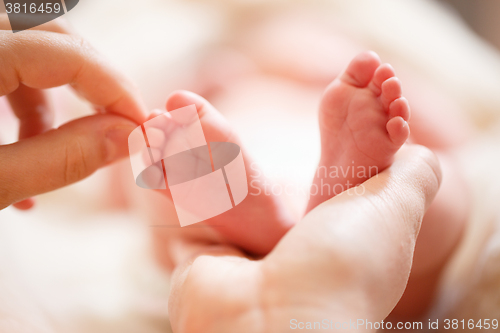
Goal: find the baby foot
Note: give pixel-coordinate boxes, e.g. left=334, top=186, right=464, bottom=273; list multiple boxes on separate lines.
left=149, top=91, right=296, bottom=256
left=307, top=51, right=410, bottom=212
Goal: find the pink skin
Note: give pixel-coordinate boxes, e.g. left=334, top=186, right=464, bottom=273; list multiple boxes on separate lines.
left=307, top=51, right=410, bottom=212
left=302, top=51, right=469, bottom=319
left=150, top=51, right=468, bottom=319
left=151, top=90, right=296, bottom=257
left=152, top=52, right=410, bottom=260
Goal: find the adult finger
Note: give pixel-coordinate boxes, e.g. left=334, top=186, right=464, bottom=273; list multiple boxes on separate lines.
left=0, top=114, right=136, bottom=210
left=0, top=31, right=147, bottom=124
left=8, top=84, right=53, bottom=209
left=168, top=145, right=441, bottom=331
left=263, top=144, right=442, bottom=321
left=7, top=83, right=53, bottom=140
left=8, top=83, right=53, bottom=210
left=3, top=17, right=80, bottom=210
left=4, top=17, right=73, bottom=141
left=4, top=17, right=77, bottom=141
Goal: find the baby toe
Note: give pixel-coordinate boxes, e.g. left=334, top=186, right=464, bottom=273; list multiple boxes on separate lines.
left=381, top=77, right=402, bottom=109
left=386, top=116, right=410, bottom=146
left=340, top=51, right=381, bottom=88
left=389, top=97, right=411, bottom=121
left=369, top=63, right=395, bottom=96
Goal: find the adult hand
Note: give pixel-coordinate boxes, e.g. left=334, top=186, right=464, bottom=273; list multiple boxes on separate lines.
left=0, top=18, right=147, bottom=210
left=167, top=145, right=441, bottom=332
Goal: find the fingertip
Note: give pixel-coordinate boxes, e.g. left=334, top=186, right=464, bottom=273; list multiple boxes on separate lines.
left=411, top=145, right=442, bottom=189
left=107, top=97, right=148, bottom=125
left=394, top=144, right=443, bottom=202
left=13, top=198, right=35, bottom=210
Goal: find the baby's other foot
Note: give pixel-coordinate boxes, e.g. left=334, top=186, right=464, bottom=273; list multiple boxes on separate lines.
left=307, top=51, right=410, bottom=212
left=149, top=91, right=296, bottom=257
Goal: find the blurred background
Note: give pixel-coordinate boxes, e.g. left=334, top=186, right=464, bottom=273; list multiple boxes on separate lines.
left=1, top=0, right=500, bottom=332
left=438, top=0, right=500, bottom=51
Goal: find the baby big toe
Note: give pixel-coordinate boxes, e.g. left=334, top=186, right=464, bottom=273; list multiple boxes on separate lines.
left=340, top=51, right=381, bottom=88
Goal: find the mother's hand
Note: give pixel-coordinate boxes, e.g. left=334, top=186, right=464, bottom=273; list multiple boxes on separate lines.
left=167, top=145, right=441, bottom=332
left=0, top=18, right=147, bottom=210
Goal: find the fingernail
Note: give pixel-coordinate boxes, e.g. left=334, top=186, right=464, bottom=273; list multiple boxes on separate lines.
left=105, top=124, right=137, bottom=163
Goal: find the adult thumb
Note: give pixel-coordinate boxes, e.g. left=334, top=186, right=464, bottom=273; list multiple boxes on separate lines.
left=264, top=144, right=442, bottom=321
left=0, top=114, right=137, bottom=210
